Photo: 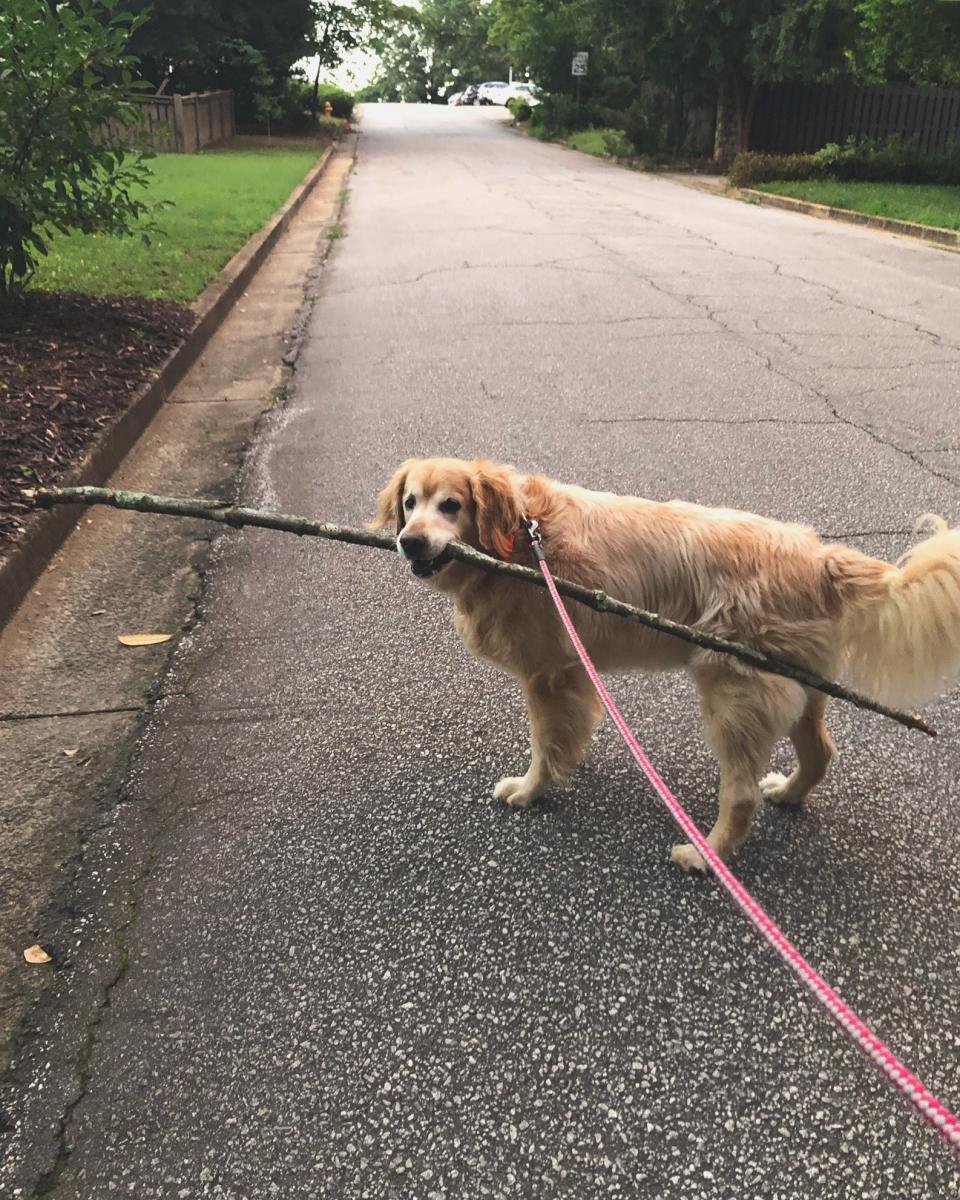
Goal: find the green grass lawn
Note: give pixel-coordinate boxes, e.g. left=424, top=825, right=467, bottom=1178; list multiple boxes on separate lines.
left=755, top=179, right=960, bottom=231
left=30, top=146, right=322, bottom=304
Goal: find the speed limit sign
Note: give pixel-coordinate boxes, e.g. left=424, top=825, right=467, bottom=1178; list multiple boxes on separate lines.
left=571, top=52, right=588, bottom=77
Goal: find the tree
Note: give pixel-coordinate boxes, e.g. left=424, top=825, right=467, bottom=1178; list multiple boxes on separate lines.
left=0, top=0, right=158, bottom=297
left=128, top=0, right=319, bottom=122
left=491, top=0, right=857, bottom=162
left=365, top=0, right=507, bottom=104
left=309, top=1, right=403, bottom=119
left=854, top=0, right=960, bottom=85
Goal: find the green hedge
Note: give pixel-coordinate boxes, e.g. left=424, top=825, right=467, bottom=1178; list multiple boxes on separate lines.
left=731, top=137, right=960, bottom=189
left=313, top=83, right=355, bottom=120
left=567, top=126, right=636, bottom=159
left=506, top=96, right=532, bottom=122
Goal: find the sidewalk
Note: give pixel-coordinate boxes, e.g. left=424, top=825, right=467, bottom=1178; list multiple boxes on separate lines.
left=0, top=146, right=354, bottom=1082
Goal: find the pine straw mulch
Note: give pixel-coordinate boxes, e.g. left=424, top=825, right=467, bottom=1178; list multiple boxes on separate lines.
left=0, top=291, right=195, bottom=553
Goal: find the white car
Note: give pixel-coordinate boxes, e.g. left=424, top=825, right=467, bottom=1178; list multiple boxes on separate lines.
left=477, top=81, right=509, bottom=106
left=503, top=82, right=541, bottom=107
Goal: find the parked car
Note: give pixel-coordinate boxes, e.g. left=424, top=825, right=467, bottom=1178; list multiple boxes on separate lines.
left=447, top=91, right=463, bottom=106
left=458, top=84, right=479, bottom=106
left=503, top=81, right=540, bottom=107
left=477, top=81, right=509, bottom=105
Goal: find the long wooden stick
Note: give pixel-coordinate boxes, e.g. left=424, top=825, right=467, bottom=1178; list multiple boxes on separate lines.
left=33, top=484, right=937, bottom=737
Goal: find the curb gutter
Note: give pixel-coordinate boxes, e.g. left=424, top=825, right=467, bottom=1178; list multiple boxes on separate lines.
left=0, top=142, right=337, bottom=632
left=737, top=187, right=960, bottom=251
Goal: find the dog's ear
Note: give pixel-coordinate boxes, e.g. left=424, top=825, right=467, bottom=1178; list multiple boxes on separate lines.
left=471, top=460, right=520, bottom=559
left=369, top=461, right=415, bottom=535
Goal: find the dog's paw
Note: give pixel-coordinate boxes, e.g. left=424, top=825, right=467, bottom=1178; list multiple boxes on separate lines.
left=759, top=771, right=801, bottom=806
left=670, top=843, right=709, bottom=874
left=494, top=776, right=533, bottom=808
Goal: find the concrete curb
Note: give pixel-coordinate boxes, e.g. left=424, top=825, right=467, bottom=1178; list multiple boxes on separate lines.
left=0, top=142, right=338, bottom=632
left=736, top=187, right=960, bottom=251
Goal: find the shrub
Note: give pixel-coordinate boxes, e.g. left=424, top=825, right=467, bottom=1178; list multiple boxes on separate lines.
left=730, top=137, right=960, bottom=189
left=729, top=151, right=821, bottom=188
left=567, top=126, right=637, bottom=159
left=314, top=83, right=356, bottom=120
left=507, top=97, right=532, bottom=123
left=530, top=94, right=605, bottom=139
left=0, top=0, right=160, bottom=296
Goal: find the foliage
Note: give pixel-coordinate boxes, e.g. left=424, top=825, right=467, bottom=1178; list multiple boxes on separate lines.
left=529, top=94, right=604, bottom=138
left=754, top=179, right=960, bottom=230
left=0, top=0, right=160, bottom=297
left=853, top=0, right=960, bottom=85
left=278, top=77, right=355, bottom=129
left=365, top=0, right=507, bottom=103
left=567, top=126, right=637, bottom=158
left=128, top=0, right=319, bottom=123
left=506, top=97, right=533, bottom=122
left=489, top=0, right=873, bottom=161
left=313, top=84, right=356, bottom=119
left=729, top=137, right=960, bottom=188
left=29, top=150, right=322, bottom=303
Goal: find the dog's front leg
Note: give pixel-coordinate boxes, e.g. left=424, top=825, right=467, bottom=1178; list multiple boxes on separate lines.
left=495, top=667, right=602, bottom=808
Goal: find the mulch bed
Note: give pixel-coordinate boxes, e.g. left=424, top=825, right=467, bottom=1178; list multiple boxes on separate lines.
left=0, top=292, right=195, bottom=552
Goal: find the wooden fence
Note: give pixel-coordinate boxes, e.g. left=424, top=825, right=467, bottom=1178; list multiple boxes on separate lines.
left=749, top=83, right=960, bottom=155
left=109, top=90, right=236, bottom=152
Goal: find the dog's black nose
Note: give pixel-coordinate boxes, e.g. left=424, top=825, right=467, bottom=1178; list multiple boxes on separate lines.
left=399, top=533, right=428, bottom=559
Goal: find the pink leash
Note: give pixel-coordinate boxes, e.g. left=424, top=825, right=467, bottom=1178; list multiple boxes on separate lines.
left=521, top=517, right=960, bottom=1154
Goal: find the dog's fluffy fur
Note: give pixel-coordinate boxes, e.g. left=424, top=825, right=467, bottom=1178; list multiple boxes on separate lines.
left=371, top=457, right=960, bottom=871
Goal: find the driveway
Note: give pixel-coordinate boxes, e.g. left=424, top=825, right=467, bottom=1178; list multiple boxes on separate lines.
left=4, top=104, right=960, bottom=1198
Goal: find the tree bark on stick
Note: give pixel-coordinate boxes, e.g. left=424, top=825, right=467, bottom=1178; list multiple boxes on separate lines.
left=33, top=484, right=937, bottom=738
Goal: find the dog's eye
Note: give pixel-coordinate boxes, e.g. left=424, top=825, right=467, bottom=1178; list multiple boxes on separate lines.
left=404, top=495, right=416, bottom=511
left=439, top=498, right=461, bottom=516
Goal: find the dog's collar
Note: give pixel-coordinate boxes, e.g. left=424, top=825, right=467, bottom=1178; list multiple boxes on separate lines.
left=493, top=514, right=541, bottom=565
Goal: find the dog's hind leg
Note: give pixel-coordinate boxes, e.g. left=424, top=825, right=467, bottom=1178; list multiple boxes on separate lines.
left=671, top=668, right=805, bottom=873
left=495, top=666, right=602, bottom=808
left=760, top=691, right=835, bottom=807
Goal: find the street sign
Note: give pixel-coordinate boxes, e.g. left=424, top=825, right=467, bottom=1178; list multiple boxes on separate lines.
left=571, top=52, right=588, bottom=77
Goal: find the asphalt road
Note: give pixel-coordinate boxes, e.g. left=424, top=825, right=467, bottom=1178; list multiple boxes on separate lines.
left=7, top=105, right=960, bottom=1197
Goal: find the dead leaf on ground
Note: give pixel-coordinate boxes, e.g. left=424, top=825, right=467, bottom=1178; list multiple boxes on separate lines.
left=62, top=747, right=79, bottom=757
left=23, top=945, right=52, bottom=964
left=117, top=633, right=172, bottom=646
left=91, top=609, right=107, bottom=616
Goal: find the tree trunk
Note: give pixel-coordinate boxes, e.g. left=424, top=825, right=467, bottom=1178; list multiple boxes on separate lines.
left=737, top=79, right=756, bottom=155
left=311, top=59, right=321, bottom=125
left=713, top=75, right=755, bottom=167
left=712, top=75, right=739, bottom=167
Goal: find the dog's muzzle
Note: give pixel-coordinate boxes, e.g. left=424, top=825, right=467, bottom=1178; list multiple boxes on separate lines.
left=409, top=548, right=451, bottom=578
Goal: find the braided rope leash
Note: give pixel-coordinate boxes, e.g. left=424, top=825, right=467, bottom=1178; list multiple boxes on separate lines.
left=521, top=517, right=960, bottom=1154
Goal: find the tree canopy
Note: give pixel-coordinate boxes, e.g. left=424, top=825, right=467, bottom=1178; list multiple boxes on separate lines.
left=364, top=0, right=508, bottom=103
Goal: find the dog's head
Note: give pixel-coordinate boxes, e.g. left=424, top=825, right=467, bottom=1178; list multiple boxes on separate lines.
left=369, top=457, right=521, bottom=580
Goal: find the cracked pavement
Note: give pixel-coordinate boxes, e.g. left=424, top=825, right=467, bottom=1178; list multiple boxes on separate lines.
left=3, top=105, right=960, bottom=1198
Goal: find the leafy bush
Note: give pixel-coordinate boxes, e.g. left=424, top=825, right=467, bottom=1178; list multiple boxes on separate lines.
left=314, top=84, right=356, bottom=120
left=279, top=78, right=355, bottom=128
left=0, top=0, right=159, bottom=296
left=530, top=94, right=605, bottom=139
left=506, top=97, right=532, bottom=123
left=730, top=137, right=960, bottom=189
left=567, top=126, right=637, bottom=159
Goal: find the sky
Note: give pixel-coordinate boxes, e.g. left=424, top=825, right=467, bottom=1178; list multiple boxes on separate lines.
left=299, top=47, right=380, bottom=91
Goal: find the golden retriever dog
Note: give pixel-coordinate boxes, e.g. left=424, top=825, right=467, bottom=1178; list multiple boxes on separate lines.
left=371, top=457, right=960, bottom=872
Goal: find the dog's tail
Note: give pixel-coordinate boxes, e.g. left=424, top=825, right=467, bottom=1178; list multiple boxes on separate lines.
left=830, top=516, right=960, bottom=708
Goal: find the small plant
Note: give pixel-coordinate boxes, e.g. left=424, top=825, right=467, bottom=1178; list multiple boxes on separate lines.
left=326, top=224, right=344, bottom=240
left=507, top=98, right=532, bottom=124
left=567, top=126, right=636, bottom=160
left=0, top=0, right=160, bottom=297
left=730, top=137, right=960, bottom=189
